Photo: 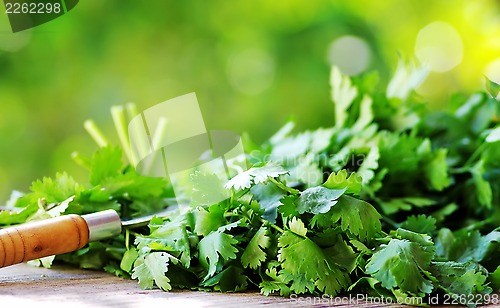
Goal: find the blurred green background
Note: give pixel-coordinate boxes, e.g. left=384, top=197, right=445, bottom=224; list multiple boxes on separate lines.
left=1, top=0, right=500, bottom=203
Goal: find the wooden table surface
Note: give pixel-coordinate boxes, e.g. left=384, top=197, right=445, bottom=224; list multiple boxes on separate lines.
left=0, top=263, right=414, bottom=308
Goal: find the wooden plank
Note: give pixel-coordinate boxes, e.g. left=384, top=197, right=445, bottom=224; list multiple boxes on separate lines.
left=0, top=263, right=406, bottom=307
left=2, top=263, right=498, bottom=307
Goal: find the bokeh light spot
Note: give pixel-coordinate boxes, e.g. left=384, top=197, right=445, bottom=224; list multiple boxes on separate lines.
left=415, top=21, right=463, bottom=72
left=226, top=49, right=275, bottom=95
left=327, top=35, right=372, bottom=76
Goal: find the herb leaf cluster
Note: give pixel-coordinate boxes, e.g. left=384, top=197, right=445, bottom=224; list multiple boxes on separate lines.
left=1, top=62, right=500, bottom=305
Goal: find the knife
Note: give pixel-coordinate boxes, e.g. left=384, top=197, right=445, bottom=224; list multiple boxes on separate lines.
left=0, top=207, right=177, bottom=269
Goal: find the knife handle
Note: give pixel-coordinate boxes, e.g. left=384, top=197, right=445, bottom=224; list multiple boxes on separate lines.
left=0, top=210, right=122, bottom=269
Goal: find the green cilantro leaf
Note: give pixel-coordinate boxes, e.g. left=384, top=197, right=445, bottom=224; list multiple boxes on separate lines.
left=329, top=195, right=382, bottom=241
left=430, top=261, right=491, bottom=298
left=423, top=148, right=451, bottom=191
left=489, top=265, right=500, bottom=291
left=322, top=236, right=358, bottom=273
left=357, top=146, right=379, bottom=185
left=0, top=201, right=38, bottom=225
left=131, top=252, right=173, bottom=291
left=29, top=172, right=84, bottom=204
left=278, top=195, right=299, bottom=217
left=225, top=162, right=288, bottom=190
left=485, top=76, right=500, bottom=98
left=379, top=197, right=436, bottom=215
left=287, top=217, right=308, bottom=237
left=202, top=265, right=248, bottom=292
left=366, top=238, right=434, bottom=295
left=241, top=227, right=270, bottom=269
left=198, top=228, right=239, bottom=278
left=435, top=229, right=500, bottom=263
left=188, top=171, right=228, bottom=206
left=469, top=160, right=493, bottom=209
left=352, top=95, right=374, bottom=133
left=135, top=215, right=192, bottom=268
left=120, top=248, right=139, bottom=273
left=193, top=204, right=227, bottom=236
left=400, top=214, right=437, bottom=234
left=89, top=146, right=124, bottom=186
left=323, top=169, right=362, bottom=195
left=251, top=182, right=287, bottom=223
left=260, top=266, right=292, bottom=296
left=387, top=58, right=428, bottom=101
left=99, top=170, right=168, bottom=200
left=278, top=229, right=350, bottom=296
left=295, top=186, right=346, bottom=215
left=330, top=66, right=358, bottom=129
left=288, top=152, right=324, bottom=187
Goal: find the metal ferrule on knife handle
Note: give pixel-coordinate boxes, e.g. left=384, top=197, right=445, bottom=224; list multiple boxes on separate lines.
left=0, top=210, right=122, bottom=269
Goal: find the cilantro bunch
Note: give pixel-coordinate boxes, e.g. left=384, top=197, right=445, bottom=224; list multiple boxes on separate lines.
left=1, top=61, right=500, bottom=306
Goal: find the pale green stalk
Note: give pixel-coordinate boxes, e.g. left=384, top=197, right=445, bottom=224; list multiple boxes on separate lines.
left=125, top=102, right=139, bottom=120
left=84, top=119, right=109, bottom=147
left=126, top=102, right=150, bottom=166
left=111, top=105, right=133, bottom=163
left=144, top=116, right=168, bottom=175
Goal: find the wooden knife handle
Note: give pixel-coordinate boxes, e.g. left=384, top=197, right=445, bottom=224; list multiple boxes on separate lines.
left=0, top=214, right=90, bottom=268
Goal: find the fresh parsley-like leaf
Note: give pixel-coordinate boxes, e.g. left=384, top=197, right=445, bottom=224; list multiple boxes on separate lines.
left=366, top=238, right=434, bottom=295
left=330, top=66, right=358, bottom=130
left=323, top=169, right=362, bottom=195
left=193, top=204, right=227, bottom=237
left=485, top=76, right=500, bottom=98
left=400, top=214, right=437, bottom=234
left=90, top=146, right=124, bottom=186
left=430, top=261, right=491, bottom=299
left=357, top=145, right=379, bottom=185
left=131, top=252, right=173, bottom=291
left=202, top=265, right=248, bottom=292
left=278, top=229, right=350, bottom=296
left=251, top=182, right=287, bottom=223
left=423, top=148, right=451, bottom=191
left=435, top=229, right=500, bottom=263
left=329, top=195, right=382, bottom=241
left=225, top=162, right=288, bottom=190
left=120, top=248, right=139, bottom=273
left=29, top=172, right=84, bottom=204
left=259, top=266, right=292, bottom=296
left=295, top=186, right=346, bottom=215
left=241, top=226, right=270, bottom=269
left=469, top=160, right=493, bottom=209
left=198, top=228, right=239, bottom=279
left=0, top=201, right=38, bottom=225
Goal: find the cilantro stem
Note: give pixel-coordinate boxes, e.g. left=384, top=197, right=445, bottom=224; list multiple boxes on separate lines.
left=269, top=178, right=300, bottom=195
left=266, top=221, right=284, bottom=234
left=111, top=105, right=134, bottom=163
left=463, top=141, right=488, bottom=168
left=381, top=215, right=399, bottom=229
left=125, top=102, right=138, bottom=120
left=464, top=217, right=493, bottom=231
left=125, top=229, right=130, bottom=250
left=84, top=119, right=109, bottom=147
left=232, top=188, right=250, bottom=203
left=71, top=151, right=91, bottom=168
left=143, top=116, right=168, bottom=175
left=224, top=206, right=284, bottom=234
